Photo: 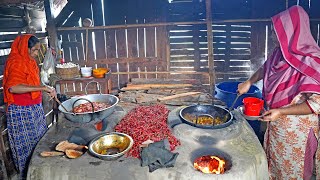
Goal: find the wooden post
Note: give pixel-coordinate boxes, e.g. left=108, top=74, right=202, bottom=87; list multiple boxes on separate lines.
left=44, top=0, right=60, bottom=59
left=205, top=0, right=215, bottom=95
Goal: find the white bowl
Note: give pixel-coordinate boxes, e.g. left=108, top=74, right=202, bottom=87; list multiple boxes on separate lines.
left=81, top=67, right=92, bottom=77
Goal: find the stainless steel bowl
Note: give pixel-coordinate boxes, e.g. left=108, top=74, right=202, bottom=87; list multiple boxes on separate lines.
left=88, top=132, right=133, bottom=160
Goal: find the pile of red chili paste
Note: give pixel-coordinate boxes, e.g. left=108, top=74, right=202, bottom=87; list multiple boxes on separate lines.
left=115, top=104, right=181, bottom=158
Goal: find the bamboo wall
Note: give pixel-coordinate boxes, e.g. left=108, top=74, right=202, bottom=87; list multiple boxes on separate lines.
left=57, top=0, right=320, bottom=92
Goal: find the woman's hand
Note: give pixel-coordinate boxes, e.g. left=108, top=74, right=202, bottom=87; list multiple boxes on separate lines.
left=44, top=86, right=57, bottom=100
left=259, top=109, right=282, bottom=121
left=237, top=80, right=251, bottom=95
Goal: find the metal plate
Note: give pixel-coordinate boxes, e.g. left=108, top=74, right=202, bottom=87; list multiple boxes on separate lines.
left=238, top=105, right=264, bottom=121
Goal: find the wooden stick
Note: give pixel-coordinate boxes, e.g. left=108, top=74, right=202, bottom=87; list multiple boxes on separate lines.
left=157, top=92, right=201, bottom=101
left=109, top=71, right=249, bottom=75
left=85, top=29, right=88, bottom=62
left=121, top=84, right=193, bottom=91
left=40, top=151, right=64, bottom=157
left=206, top=0, right=215, bottom=96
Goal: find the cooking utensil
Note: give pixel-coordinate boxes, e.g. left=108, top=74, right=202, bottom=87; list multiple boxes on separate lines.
left=228, top=94, right=240, bottom=111
left=54, top=96, right=71, bottom=114
left=88, top=132, right=133, bottom=160
left=179, top=104, right=233, bottom=129
left=58, top=81, right=119, bottom=123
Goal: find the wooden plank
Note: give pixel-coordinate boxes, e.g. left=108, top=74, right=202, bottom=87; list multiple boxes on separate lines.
left=68, top=32, right=79, bottom=62
left=78, top=57, right=162, bottom=66
left=116, top=30, right=127, bottom=58
left=205, top=0, right=215, bottom=95
left=0, top=7, right=24, bottom=17
left=156, top=26, right=168, bottom=78
left=170, top=61, right=195, bottom=67
left=130, top=78, right=201, bottom=85
left=193, top=24, right=201, bottom=71
left=145, top=27, right=156, bottom=78
left=0, top=55, right=8, bottom=65
left=0, top=18, right=26, bottom=29
left=138, top=28, right=145, bottom=58
left=87, top=29, right=95, bottom=60
left=116, top=29, right=129, bottom=86
left=105, top=29, right=118, bottom=87
left=127, top=28, right=138, bottom=58
left=137, top=27, right=145, bottom=78
left=0, top=65, right=4, bottom=75
left=157, top=92, right=201, bottom=101
left=170, top=49, right=194, bottom=56
left=0, top=42, right=12, bottom=49
left=75, top=31, right=85, bottom=61
left=170, top=44, right=195, bottom=49
left=126, top=28, right=138, bottom=79
left=146, top=27, right=156, bottom=57
left=170, top=31, right=194, bottom=37
left=171, top=55, right=195, bottom=61
left=94, top=30, right=106, bottom=60
left=170, top=37, right=193, bottom=43
left=122, top=84, right=193, bottom=91
left=60, top=32, right=71, bottom=62
left=105, top=29, right=117, bottom=58
left=250, top=22, right=268, bottom=66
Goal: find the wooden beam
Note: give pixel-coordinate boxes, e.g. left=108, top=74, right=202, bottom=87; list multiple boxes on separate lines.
left=0, top=18, right=26, bottom=28
left=44, top=0, right=60, bottom=60
left=205, top=0, right=215, bottom=95
left=57, top=18, right=320, bottom=31
left=0, top=32, right=46, bottom=41
left=77, top=57, right=163, bottom=66
left=0, top=7, right=24, bottom=17
left=0, top=0, right=39, bottom=5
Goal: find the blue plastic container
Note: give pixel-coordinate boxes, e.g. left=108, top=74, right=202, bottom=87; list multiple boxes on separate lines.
left=215, top=81, right=263, bottom=140
left=215, top=81, right=262, bottom=109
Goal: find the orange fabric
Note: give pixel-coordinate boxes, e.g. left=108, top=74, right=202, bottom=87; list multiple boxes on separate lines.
left=3, top=34, right=41, bottom=106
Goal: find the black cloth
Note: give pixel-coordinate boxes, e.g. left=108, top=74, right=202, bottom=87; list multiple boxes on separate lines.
left=140, top=139, right=179, bottom=172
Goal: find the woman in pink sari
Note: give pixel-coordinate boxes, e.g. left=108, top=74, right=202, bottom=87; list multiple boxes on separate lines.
left=238, top=5, right=320, bottom=179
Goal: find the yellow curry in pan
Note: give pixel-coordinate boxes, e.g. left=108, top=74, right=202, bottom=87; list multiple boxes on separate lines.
left=184, top=113, right=224, bottom=126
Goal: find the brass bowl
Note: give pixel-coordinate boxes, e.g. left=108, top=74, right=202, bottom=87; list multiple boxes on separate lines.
left=88, top=132, right=133, bottom=160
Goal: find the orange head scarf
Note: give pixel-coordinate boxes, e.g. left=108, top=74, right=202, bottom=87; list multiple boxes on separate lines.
left=3, top=34, right=41, bottom=106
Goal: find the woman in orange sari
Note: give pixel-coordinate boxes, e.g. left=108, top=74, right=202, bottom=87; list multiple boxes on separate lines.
left=3, top=35, right=56, bottom=179
left=238, top=6, right=320, bottom=179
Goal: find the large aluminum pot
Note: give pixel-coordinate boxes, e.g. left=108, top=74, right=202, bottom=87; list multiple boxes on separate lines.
left=58, top=93, right=119, bottom=123
left=179, top=104, right=233, bottom=129
left=58, top=81, right=119, bottom=123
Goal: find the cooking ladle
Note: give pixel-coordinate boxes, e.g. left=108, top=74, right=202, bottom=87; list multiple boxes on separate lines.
left=222, top=93, right=241, bottom=121
left=195, top=114, right=215, bottom=125
left=229, top=93, right=241, bottom=111
left=54, top=96, right=70, bottom=114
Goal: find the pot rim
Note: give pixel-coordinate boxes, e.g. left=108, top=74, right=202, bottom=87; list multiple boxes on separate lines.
left=179, top=104, right=233, bottom=129
left=58, top=94, right=119, bottom=115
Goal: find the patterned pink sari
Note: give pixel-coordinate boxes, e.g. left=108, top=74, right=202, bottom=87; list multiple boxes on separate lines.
left=263, top=5, right=320, bottom=180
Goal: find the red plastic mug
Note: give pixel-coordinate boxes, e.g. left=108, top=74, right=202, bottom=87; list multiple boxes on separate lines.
left=243, top=97, right=264, bottom=116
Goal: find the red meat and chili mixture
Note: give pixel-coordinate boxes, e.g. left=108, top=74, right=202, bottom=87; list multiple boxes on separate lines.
left=73, top=102, right=110, bottom=113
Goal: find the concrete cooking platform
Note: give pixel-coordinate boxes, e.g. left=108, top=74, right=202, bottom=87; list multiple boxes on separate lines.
left=27, top=103, right=268, bottom=180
